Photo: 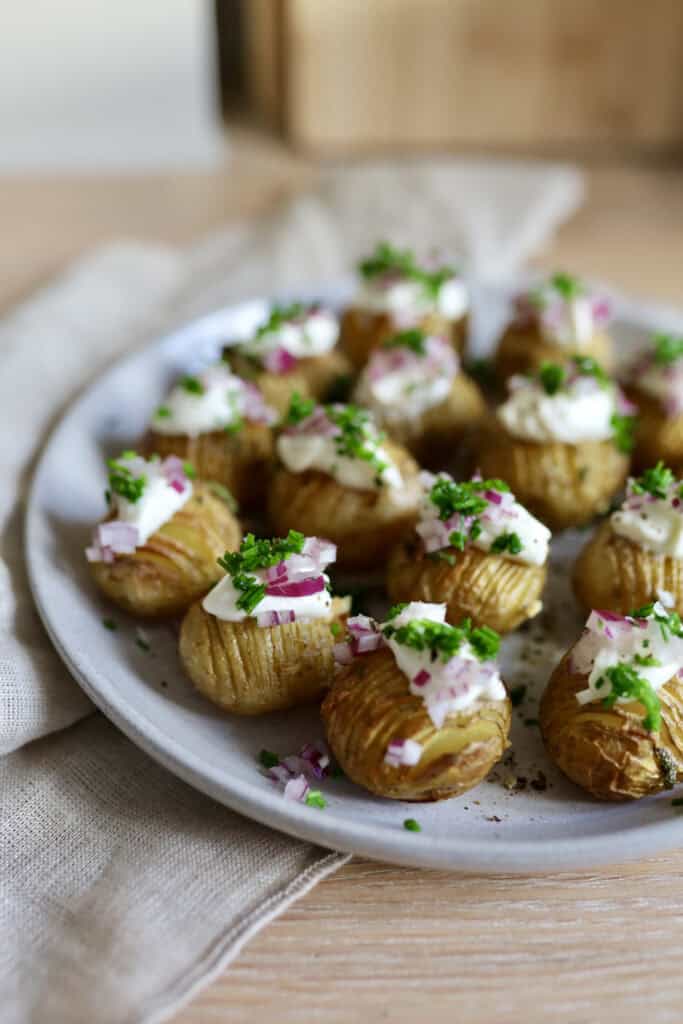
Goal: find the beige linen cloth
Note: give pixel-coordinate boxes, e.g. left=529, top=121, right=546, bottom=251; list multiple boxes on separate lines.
left=0, top=160, right=582, bottom=1024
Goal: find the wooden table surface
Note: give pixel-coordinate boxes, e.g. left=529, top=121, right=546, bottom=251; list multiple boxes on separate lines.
left=5, top=130, right=683, bottom=1023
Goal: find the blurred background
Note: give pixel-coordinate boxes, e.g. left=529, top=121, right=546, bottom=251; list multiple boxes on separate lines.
left=1, top=0, right=682, bottom=306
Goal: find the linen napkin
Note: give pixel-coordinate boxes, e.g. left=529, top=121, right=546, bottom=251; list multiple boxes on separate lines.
left=0, top=158, right=582, bottom=1024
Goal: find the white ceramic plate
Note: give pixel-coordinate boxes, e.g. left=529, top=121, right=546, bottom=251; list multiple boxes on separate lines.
left=26, top=279, right=683, bottom=872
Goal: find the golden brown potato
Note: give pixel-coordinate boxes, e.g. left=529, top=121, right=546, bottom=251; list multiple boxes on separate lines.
left=322, top=648, right=511, bottom=801
left=627, top=388, right=683, bottom=474
left=89, top=484, right=241, bottom=618
left=387, top=536, right=546, bottom=634
left=340, top=307, right=467, bottom=370
left=268, top=441, right=421, bottom=571
left=373, top=371, right=487, bottom=466
left=225, top=349, right=352, bottom=416
left=573, top=519, right=683, bottom=615
left=540, top=650, right=683, bottom=800
left=180, top=596, right=350, bottom=715
left=494, top=324, right=614, bottom=384
left=147, top=423, right=273, bottom=511
left=475, top=426, right=629, bottom=530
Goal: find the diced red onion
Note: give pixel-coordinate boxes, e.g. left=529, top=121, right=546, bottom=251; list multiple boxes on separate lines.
left=255, top=609, right=296, bottom=628
left=333, top=641, right=353, bottom=665
left=384, top=738, right=423, bottom=768
left=412, top=669, right=431, bottom=688
left=263, top=347, right=298, bottom=375
left=283, top=774, right=310, bottom=802
left=265, top=576, right=325, bottom=599
left=347, top=614, right=375, bottom=636
left=352, top=632, right=384, bottom=655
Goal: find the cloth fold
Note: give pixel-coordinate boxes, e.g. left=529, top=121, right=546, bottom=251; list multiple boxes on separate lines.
left=0, top=158, right=583, bottom=1024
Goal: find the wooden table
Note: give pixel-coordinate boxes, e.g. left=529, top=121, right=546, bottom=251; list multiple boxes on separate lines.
left=5, top=131, right=683, bottom=1023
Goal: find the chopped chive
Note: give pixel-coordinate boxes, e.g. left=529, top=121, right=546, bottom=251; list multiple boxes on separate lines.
left=305, top=790, right=327, bottom=809
left=403, top=818, right=421, bottom=832
left=258, top=749, right=280, bottom=769
left=102, top=618, right=117, bottom=631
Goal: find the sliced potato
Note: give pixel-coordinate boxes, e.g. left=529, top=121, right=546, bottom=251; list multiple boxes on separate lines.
left=573, top=519, right=683, bottom=615
left=373, top=371, right=486, bottom=466
left=340, top=308, right=467, bottom=370
left=322, top=648, right=511, bottom=801
left=627, top=387, right=683, bottom=474
left=147, top=423, right=273, bottom=510
left=268, top=441, right=421, bottom=571
left=387, top=536, right=546, bottom=634
left=226, top=350, right=352, bottom=416
left=494, top=324, right=614, bottom=383
left=179, top=596, right=350, bottom=715
left=476, top=426, right=629, bottom=530
left=540, top=650, right=683, bottom=800
left=89, top=483, right=241, bottom=618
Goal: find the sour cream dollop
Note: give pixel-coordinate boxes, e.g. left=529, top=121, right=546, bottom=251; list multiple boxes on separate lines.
left=416, top=471, right=550, bottom=567
left=202, top=535, right=336, bottom=625
left=151, top=364, right=276, bottom=438
left=86, top=452, right=193, bottom=562
left=354, top=332, right=458, bottom=423
left=355, top=244, right=468, bottom=326
left=234, top=303, right=339, bottom=370
left=630, top=335, right=683, bottom=417
left=277, top=402, right=407, bottom=494
left=383, top=602, right=506, bottom=726
left=513, top=273, right=611, bottom=349
left=571, top=605, right=683, bottom=708
left=498, top=370, right=620, bottom=445
left=611, top=472, right=683, bottom=558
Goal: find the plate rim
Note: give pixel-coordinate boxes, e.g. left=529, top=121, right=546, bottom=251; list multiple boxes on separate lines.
left=24, top=284, right=683, bottom=873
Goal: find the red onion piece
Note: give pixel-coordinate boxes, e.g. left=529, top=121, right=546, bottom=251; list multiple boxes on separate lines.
left=413, top=669, right=431, bottom=687
left=265, top=576, right=325, bottom=599
left=283, top=774, right=310, bottom=802
left=352, top=632, right=383, bottom=655
left=255, top=609, right=296, bottom=628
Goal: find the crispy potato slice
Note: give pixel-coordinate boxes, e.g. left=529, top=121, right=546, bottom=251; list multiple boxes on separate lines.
left=494, top=324, right=614, bottom=383
left=89, top=483, right=241, bottom=618
left=540, top=650, right=683, bottom=800
left=179, top=596, right=350, bottom=715
left=387, top=536, right=546, bottom=634
left=322, top=648, right=511, bottom=801
left=340, top=308, right=467, bottom=370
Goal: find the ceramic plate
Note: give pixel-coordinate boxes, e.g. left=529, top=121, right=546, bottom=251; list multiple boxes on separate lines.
left=26, top=279, right=683, bottom=871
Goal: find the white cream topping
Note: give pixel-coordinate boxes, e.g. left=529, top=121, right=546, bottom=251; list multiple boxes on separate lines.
left=277, top=404, right=408, bottom=494
left=382, top=602, right=506, bottom=725
left=635, top=361, right=683, bottom=417
left=354, top=335, right=457, bottom=423
left=416, top=472, right=550, bottom=567
left=498, top=375, right=617, bottom=444
left=611, top=478, right=683, bottom=558
left=202, top=569, right=332, bottom=623
left=238, top=306, right=339, bottom=361
left=572, top=606, right=683, bottom=707
left=111, top=454, right=191, bottom=545
left=151, top=364, right=275, bottom=437
left=355, top=275, right=468, bottom=325
left=516, top=277, right=610, bottom=350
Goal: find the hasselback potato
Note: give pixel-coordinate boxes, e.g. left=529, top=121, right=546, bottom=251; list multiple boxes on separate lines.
left=180, top=596, right=349, bottom=715
left=573, top=519, right=683, bottom=615
left=387, top=537, right=546, bottom=634
left=494, top=324, right=614, bottom=384
left=476, top=428, right=629, bottom=530
left=540, top=651, right=683, bottom=801
left=340, top=308, right=467, bottom=370
left=89, top=484, right=241, bottom=618
left=627, top=389, right=683, bottom=474
left=226, top=349, right=352, bottom=416
left=268, top=441, right=421, bottom=571
left=322, top=647, right=511, bottom=801
left=147, top=424, right=273, bottom=511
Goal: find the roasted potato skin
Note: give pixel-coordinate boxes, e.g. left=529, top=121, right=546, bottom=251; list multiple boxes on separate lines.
left=627, top=388, right=683, bottom=474
left=89, top=484, right=241, bottom=618
left=387, top=536, right=546, bottom=634
left=494, top=324, right=614, bottom=383
left=147, top=424, right=273, bottom=511
left=573, top=519, right=683, bottom=615
left=268, top=441, right=421, bottom=571
left=340, top=308, right=467, bottom=370
left=225, top=350, right=352, bottom=416
left=540, top=651, right=683, bottom=800
left=377, top=372, right=486, bottom=466
left=179, top=597, right=349, bottom=715
left=322, top=648, right=511, bottom=801
left=475, top=426, right=629, bottom=530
